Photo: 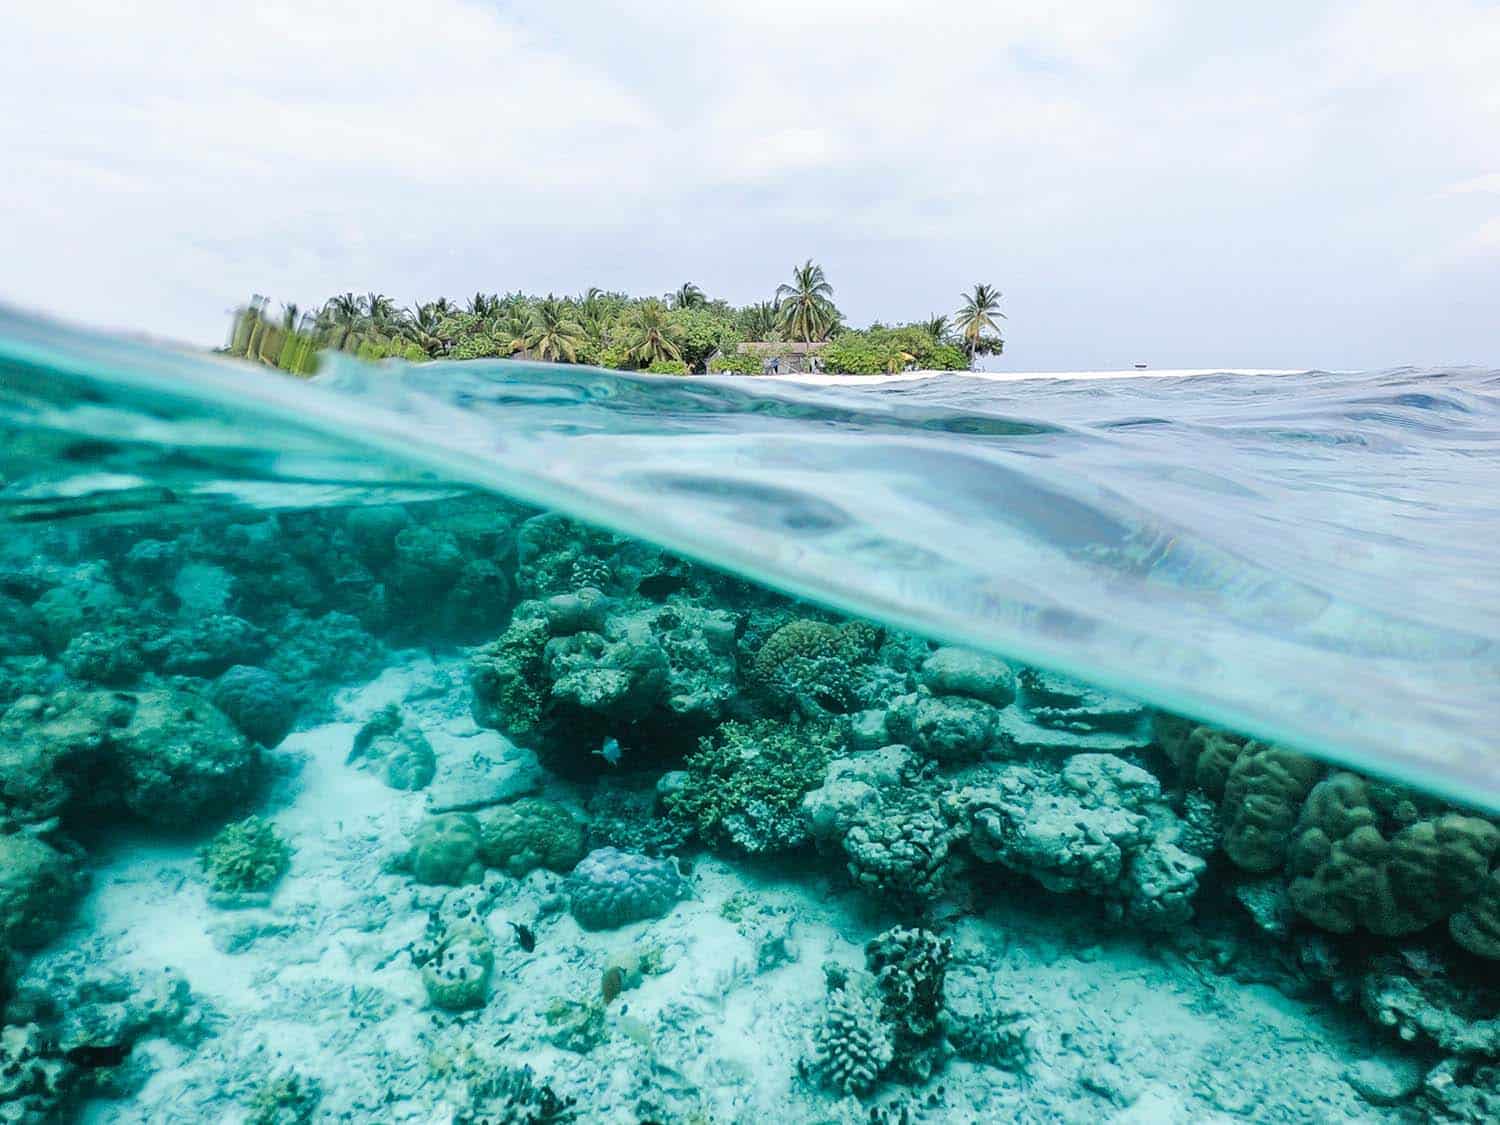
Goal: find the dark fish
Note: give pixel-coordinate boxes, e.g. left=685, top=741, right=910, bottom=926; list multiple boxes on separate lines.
left=510, top=921, right=536, bottom=952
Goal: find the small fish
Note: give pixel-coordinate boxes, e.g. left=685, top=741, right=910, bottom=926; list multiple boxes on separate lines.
left=510, top=921, right=536, bottom=952
left=594, top=736, right=622, bottom=766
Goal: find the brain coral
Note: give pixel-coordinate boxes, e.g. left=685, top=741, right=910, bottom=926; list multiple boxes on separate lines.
left=1287, top=772, right=1500, bottom=937
left=1219, top=743, right=1323, bottom=872
left=567, top=847, right=685, bottom=931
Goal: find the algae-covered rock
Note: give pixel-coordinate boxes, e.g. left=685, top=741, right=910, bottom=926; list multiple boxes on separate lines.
left=665, top=719, right=840, bottom=855
left=348, top=705, right=436, bottom=791
left=568, top=847, right=685, bottom=930
left=407, top=814, right=484, bottom=886
left=60, top=630, right=143, bottom=687
left=477, top=798, right=585, bottom=876
left=886, top=691, right=997, bottom=763
left=752, top=617, right=880, bottom=716
left=865, top=926, right=952, bottom=1083
left=211, top=665, right=298, bottom=748
left=421, top=924, right=494, bottom=1011
left=0, top=832, right=82, bottom=950
left=111, top=689, right=260, bottom=827
left=919, top=647, right=1015, bottom=708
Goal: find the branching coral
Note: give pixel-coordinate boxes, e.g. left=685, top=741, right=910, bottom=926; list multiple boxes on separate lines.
left=664, top=719, right=841, bottom=855
left=808, top=974, right=894, bottom=1097
left=199, top=815, right=292, bottom=899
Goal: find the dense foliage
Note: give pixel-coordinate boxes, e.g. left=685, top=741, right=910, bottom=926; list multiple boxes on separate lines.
left=224, top=264, right=1004, bottom=376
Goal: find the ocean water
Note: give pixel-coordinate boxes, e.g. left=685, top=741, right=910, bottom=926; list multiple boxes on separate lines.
left=2, top=306, right=1499, bottom=1122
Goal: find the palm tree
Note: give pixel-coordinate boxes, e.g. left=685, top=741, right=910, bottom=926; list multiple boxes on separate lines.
left=775, top=260, right=838, bottom=344
left=670, top=282, right=706, bottom=310
left=622, top=299, right=683, bottom=367
left=467, top=292, right=499, bottom=318
left=953, top=284, right=1005, bottom=367
left=364, top=293, right=396, bottom=332
left=738, top=301, right=779, bottom=341
left=497, top=306, right=535, bottom=356
left=321, top=292, right=364, bottom=350
left=525, top=296, right=587, bottom=362
left=922, top=314, right=950, bottom=342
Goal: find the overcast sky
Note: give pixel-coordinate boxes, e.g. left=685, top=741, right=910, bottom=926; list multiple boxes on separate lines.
left=2, top=1, right=1497, bottom=370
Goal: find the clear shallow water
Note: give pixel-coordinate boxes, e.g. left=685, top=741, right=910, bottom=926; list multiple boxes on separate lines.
left=3, top=306, right=1497, bottom=809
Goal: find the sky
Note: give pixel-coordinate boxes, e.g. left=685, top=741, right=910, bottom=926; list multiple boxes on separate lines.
left=1, top=0, right=1497, bottom=370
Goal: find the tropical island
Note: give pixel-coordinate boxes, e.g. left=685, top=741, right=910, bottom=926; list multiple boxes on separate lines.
left=225, top=261, right=1006, bottom=378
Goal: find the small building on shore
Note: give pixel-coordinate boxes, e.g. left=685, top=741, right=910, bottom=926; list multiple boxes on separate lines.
left=735, top=340, right=828, bottom=374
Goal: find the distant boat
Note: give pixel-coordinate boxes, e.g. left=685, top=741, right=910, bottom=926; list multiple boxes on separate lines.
left=1133, top=363, right=1148, bottom=369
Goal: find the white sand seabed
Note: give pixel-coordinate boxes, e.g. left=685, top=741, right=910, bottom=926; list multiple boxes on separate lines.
left=43, top=656, right=1407, bottom=1123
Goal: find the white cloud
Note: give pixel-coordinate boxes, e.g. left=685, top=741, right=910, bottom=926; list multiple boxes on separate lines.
left=1, top=0, right=1497, bottom=366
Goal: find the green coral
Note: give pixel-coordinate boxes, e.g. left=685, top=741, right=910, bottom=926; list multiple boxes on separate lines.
left=199, top=815, right=292, bottom=897
left=478, top=798, right=586, bottom=876
left=468, top=610, right=552, bottom=736
left=407, top=814, right=484, bottom=886
left=664, top=719, right=841, bottom=854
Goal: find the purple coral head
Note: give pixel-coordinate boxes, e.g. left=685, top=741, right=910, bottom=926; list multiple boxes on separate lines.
left=568, top=847, right=686, bottom=931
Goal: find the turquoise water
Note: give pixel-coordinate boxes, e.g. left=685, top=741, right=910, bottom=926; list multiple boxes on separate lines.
left=3, top=306, right=1500, bottom=1123
left=4, top=307, right=1497, bottom=808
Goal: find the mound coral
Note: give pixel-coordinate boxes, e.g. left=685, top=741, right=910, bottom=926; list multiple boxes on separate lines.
left=421, top=924, right=495, bottom=1012
left=477, top=798, right=586, bottom=876
left=567, top=847, right=685, bottom=930
left=1219, top=743, right=1323, bottom=872
left=1287, top=772, right=1500, bottom=937
left=406, top=814, right=485, bottom=886
left=211, top=665, right=298, bottom=748
left=885, top=691, right=999, bottom=763
left=919, top=647, right=1015, bottom=708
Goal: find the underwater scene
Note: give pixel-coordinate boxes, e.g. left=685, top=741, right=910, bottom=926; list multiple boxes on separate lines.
left=3, top=311, right=1500, bottom=1123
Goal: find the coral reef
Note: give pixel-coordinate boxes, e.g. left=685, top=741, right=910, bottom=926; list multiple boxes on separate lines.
left=0, top=832, right=82, bottom=951
left=865, top=926, right=952, bottom=1083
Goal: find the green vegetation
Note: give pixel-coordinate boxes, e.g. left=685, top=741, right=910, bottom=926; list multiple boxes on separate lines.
left=225, top=262, right=1006, bottom=376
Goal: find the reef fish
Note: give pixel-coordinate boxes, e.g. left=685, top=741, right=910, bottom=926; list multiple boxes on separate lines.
left=594, top=736, right=622, bottom=766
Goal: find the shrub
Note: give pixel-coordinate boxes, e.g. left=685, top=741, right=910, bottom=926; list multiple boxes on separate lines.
left=708, top=351, right=762, bottom=375
left=645, top=359, right=690, bottom=375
